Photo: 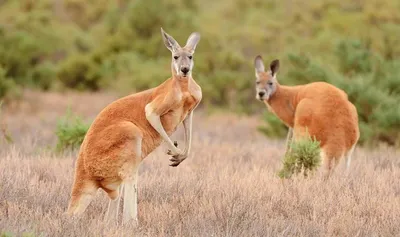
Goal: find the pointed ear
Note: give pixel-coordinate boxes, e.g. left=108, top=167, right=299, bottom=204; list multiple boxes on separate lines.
left=270, top=59, right=280, bottom=76
left=161, top=27, right=181, bottom=53
left=254, top=55, right=265, bottom=74
left=184, top=32, right=201, bottom=53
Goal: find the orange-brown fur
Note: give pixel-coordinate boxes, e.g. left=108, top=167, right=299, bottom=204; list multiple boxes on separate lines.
left=67, top=29, right=202, bottom=224
left=255, top=57, right=359, bottom=177
left=69, top=78, right=201, bottom=197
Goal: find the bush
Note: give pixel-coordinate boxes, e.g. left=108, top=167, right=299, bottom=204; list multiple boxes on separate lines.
left=0, top=231, right=37, bottom=237
left=57, top=55, right=101, bottom=91
left=31, top=62, right=57, bottom=91
left=0, top=29, right=43, bottom=83
left=278, top=134, right=321, bottom=179
left=0, top=67, right=19, bottom=101
left=55, top=109, right=90, bottom=152
left=336, top=40, right=373, bottom=76
left=0, top=232, right=14, bottom=237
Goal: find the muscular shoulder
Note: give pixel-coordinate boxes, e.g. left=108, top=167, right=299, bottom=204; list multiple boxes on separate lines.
left=302, top=82, right=348, bottom=100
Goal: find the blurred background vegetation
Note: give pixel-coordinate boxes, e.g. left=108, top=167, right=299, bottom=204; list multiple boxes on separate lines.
left=0, top=0, right=399, bottom=147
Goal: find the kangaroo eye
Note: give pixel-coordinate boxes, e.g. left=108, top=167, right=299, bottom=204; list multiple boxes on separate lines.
left=268, top=82, right=273, bottom=86
left=174, top=56, right=179, bottom=60
left=188, top=56, right=193, bottom=59
left=256, top=81, right=261, bottom=85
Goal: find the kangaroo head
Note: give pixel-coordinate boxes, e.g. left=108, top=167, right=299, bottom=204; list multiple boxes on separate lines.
left=254, top=56, right=279, bottom=101
left=161, top=28, right=201, bottom=78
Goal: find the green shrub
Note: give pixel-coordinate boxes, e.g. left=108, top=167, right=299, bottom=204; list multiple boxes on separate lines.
left=21, top=232, right=36, bottom=237
left=1, top=232, right=15, bottom=237
left=278, top=134, right=321, bottom=179
left=0, top=67, right=19, bottom=101
left=55, top=109, right=90, bottom=152
left=0, top=5, right=86, bottom=92
left=0, top=29, right=42, bottom=82
left=336, top=40, right=373, bottom=76
left=31, top=61, right=57, bottom=90
left=57, top=55, right=101, bottom=91
left=0, top=231, right=37, bottom=237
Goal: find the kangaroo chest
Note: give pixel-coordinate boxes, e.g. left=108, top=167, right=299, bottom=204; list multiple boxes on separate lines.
left=265, top=100, right=295, bottom=128
left=162, top=85, right=202, bottom=134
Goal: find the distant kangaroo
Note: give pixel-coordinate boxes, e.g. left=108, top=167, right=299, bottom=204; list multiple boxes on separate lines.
left=67, top=28, right=202, bottom=225
left=254, top=56, right=359, bottom=177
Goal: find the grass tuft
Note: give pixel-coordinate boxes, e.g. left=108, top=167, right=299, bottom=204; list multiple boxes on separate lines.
left=55, top=107, right=90, bottom=152
left=278, top=134, right=321, bottom=179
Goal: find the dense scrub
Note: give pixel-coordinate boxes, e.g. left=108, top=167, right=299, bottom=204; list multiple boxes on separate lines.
left=0, top=0, right=399, bottom=146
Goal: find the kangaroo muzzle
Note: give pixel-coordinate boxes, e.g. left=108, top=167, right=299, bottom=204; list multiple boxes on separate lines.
left=181, top=66, right=190, bottom=76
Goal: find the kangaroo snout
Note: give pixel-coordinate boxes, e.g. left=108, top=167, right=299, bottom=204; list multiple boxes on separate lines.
left=258, top=91, right=265, bottom=97
left=181, top=67, right=189, bottom=75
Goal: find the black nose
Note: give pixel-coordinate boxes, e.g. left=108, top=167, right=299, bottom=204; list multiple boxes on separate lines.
left=258, top=91, right=265, bottom=97
left=181, top=67, right=189, bottom=74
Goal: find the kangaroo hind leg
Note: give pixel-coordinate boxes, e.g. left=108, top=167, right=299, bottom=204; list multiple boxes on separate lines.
left=67, top=177, right=98, bottom=216
left=122, top=172, right=139, bottom=225
left=344, top=144, right=356, bottom=173
left=320, top=146, right=343, bottom=180
left=119, top=127, right=142, bottom=226
left=103, top=181, right=123, bottom=222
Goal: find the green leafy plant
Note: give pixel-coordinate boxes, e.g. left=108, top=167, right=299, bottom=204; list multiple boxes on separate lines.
left=57, top=54, right=101, bottom=91
left=0, top=66, right=19, bottom=101
left=0, top=231, right=37, bottom=237
left=278, top=134, right=321, bottom=179
left=0, top=231, right=15, bottom=237
left=21, top=232, right=37, bottom=237
left=31, top=61, right=57, bottom=91
left=55, top=108, right=90, bottom=152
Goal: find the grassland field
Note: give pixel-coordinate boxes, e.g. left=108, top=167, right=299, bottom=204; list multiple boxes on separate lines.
left=0, top=91, right=399, bottom=237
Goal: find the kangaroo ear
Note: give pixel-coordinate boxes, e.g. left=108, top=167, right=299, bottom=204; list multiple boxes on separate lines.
left=254, top=55, right=265, bottom=74
left=185, top=32, right=201, bottom=53
left=270, top=59, right=280, bottom=76
left=161, top=27, right=181, bottom=53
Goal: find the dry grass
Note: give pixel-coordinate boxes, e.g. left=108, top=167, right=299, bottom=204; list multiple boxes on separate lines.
left=0, top=91, right=399, bottom=237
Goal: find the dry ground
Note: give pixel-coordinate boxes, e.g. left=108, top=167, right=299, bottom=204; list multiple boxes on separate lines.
left=0, top=91, right=399, bottom=237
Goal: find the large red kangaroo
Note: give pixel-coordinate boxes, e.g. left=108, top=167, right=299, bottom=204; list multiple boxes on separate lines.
left=67, top=28, right=202, bottom=225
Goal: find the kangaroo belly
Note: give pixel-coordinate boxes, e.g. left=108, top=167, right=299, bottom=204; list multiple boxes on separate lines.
left=161, top=107, right=185, bottom=135
left=161, top=92, right=199, bottom=134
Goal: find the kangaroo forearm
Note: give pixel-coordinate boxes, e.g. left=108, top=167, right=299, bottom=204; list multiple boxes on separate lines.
left=146, top=112, right=180, bottom=153
left=182, top=111, right=193, bottom=155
